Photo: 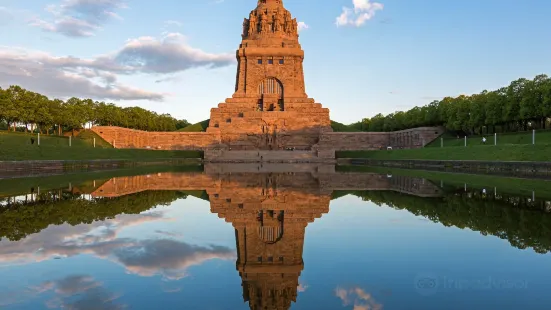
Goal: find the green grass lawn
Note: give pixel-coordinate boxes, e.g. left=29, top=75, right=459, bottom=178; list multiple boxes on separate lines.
left=336, top=144, right=551, bottom=161
left=179, top=119, right=210, bottom=132
left=427, top=129, right=551, bottom=147
left=0, top=131, right=203, bottom=161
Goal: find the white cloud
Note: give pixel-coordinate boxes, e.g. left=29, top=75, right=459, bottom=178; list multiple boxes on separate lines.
left=335, top=286, right=383, bottom=310
left=336, top=0, right=384, bottom=27
left=0, top=32, right=234, bottom=101
left=0, top=275, right=124, bottom=309
left=0, top=211, right=235, bottom=281
left=29, top=0, right=128, bottom=37
left=297, top=21, right=309, bottom=32
left=115, top=33, right=234, bottom=74
left=113, top=239, right=235, bottom=280
left=164, top=20, right=183, bottom=28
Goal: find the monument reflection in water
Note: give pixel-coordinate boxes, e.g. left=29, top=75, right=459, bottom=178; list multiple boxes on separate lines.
left=3, top=164, right=551, bottom=309
left=90, top=164, right=442, bottom=309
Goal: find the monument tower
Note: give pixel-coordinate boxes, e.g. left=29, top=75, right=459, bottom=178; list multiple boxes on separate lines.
left=206, top=0, right=333, bottom=158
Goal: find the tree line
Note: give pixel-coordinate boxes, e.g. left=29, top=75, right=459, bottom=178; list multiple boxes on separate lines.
left=0, top=85, right=190, bottom=134
left=352, top=74, right=551, bottom=135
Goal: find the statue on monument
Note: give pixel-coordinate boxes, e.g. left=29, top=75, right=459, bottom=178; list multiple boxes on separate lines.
left=284, top=13, right=292, bottom=34
left=242, top=18, right=249, bottom=37
left=274, top=11, right=283, bottom=32
left=259, top=12, right=267, bottom=33
left=248, top=13, right=257, bottom=36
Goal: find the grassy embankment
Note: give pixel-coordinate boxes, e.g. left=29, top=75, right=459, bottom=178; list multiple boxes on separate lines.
left=178, top=119, right=210, bottom=132
left=337, top=130, right=551, bottom=162
left=426, top=130, right=551, bottom=147
left=0, top=130, right=203, bottom=161
left=336, top=165, right=551, bottom=200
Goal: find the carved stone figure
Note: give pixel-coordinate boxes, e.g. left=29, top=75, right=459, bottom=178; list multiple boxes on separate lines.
left=260, top=12, right=268, bottom=33
left=284, top=13, right=292, bottom=34
left=274, top=11, right=283, bottom=32
left=242, top=18, right=249, bottom=37
left=249, top=13, right=257, bottom=36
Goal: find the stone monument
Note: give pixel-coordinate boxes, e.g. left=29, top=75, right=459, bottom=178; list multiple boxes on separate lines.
left=205, top=0, right=332, bottom=160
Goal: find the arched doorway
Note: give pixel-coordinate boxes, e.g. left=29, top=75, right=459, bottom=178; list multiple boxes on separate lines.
left=257, top=77, right=284, bottom=111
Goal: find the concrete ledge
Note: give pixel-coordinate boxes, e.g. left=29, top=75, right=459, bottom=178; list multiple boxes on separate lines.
left=338, top=158, right=551, bottom=179
left=204, top=150, right=335, bottom=163
left=0, top=158, right=202, bottom=180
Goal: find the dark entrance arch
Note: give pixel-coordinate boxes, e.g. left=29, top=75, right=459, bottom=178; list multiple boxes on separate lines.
left=257, top=77, right=284, bottom=111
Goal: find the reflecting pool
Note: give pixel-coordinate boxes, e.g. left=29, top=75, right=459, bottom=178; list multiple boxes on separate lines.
left=1, top=164, right=551, bottom=309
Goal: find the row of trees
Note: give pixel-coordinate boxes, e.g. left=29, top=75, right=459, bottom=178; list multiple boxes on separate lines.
left=0, top=85, right=190, bottom=134
left=354, top=74, right=551, bottom=135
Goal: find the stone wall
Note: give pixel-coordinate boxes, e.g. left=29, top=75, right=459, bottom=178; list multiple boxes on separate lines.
left=318, top=127, right=444, bottom=151
left=91, top=126, right=443, bottom=154
left=91, top=126, right=217, bottom=150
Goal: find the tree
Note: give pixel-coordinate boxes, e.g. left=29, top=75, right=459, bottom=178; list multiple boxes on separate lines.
left=4, top=86, right=25, bottom=131
left=48, top=99, right=64, bottom=135
left=484, top=91, right=504, bottom=133
left=469, top=91, right=487, bottom=134
left=35, top=95, right=53, bottom=134
left=424, top=101, right=442, bottom=126
left=541, top=78, right=551, bottom=127
left=504, top=78, right=527, bottom=131
left=520, top=76, right=544, bottom=129
left=0, top=87, right=8, bottom=130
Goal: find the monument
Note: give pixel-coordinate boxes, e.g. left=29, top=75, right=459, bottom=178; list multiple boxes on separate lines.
left=90, top=0, right=444, bottom=160
left=206, top=0, right=332, bottom=157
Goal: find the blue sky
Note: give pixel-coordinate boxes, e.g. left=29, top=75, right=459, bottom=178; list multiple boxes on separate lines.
left=0, top=0, right=550, bottom=124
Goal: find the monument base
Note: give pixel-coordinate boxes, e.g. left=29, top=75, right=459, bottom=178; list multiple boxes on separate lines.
left=204, top=149, right=335, bottom=163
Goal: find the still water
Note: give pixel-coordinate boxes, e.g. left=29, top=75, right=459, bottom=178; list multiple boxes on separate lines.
left=1, top=164, right=551, bottom=310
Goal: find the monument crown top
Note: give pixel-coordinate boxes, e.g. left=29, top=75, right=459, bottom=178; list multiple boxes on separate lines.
left=256, top=0, right=284, bottom=7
